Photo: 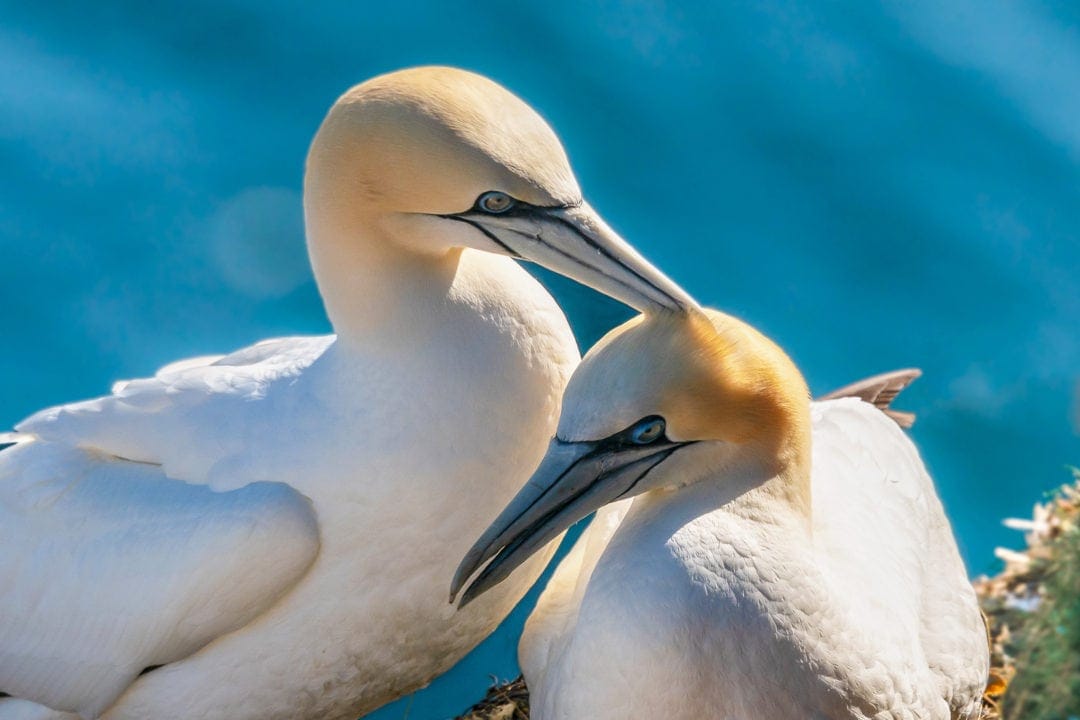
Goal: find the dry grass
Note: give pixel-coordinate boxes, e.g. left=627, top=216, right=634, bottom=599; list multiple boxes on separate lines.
left=455, top=676, right=529, bottom=720
left=974, top=469, right=1080, bottom=719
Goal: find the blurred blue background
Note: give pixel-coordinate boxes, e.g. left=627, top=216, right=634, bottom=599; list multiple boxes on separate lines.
left=1, top=1, right=1077, bottom=717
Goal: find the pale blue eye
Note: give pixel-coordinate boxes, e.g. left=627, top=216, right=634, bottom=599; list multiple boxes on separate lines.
left=630, top=417, right=665, bottom=445
left=478, top=191, right=515, bottom=214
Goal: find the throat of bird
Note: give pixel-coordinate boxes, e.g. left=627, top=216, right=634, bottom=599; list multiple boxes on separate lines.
left=770, top=457, right=813, bottom=526
left=307, top=218, right=465, bottom=343
left=739, top=431, right=813, bottom=528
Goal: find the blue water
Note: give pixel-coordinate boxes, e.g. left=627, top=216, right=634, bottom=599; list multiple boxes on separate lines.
left=1, top=2, right=1077, bottom=718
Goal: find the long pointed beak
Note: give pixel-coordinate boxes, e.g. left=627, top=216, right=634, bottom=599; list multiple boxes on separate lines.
left=477, top=202, right=698, bottom=314
left=450, top=437, right=687, bottom=608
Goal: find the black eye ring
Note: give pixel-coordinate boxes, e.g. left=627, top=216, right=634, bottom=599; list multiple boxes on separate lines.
left=477, top=191, right=516, bottom=214
left=629, top=416, right=666, bottom=445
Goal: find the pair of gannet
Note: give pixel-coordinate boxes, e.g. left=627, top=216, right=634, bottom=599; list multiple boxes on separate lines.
left=0, top=68, right=694, bottom=720
left=455, top=310, right=990, bottom=719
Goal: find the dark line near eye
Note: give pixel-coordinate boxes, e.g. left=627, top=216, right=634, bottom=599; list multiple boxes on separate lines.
left=613, top=415, right=667, bottom=447
left=439, top=196, right=575, bottom=220
left=441, top=215, right=523, bottom=259
left=543, top=212, right=685, bottom=311
left=475, top=198, right=569, bottom=215
left=556, top=420, right=671, bottom=449
left=612, top=444, right=691, bottom=501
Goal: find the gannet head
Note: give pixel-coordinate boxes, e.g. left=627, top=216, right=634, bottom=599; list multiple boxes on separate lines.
left=451, top=309, right=811, bottom=605
left=305, top=66, right=696, bottom=313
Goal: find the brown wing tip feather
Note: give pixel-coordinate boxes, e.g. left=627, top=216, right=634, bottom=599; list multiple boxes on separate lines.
left=819, top=369, right=922, bottom=428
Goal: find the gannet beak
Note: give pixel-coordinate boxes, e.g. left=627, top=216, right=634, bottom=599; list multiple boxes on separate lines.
left=446, top=201, right=698, bottom=314
left=450, top=436, right=690, bottom=607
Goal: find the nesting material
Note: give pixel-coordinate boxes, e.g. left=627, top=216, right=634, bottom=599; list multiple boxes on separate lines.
left=974, top=470, right=1080, bottom=720
left=456, top=676, right=529, bottom=720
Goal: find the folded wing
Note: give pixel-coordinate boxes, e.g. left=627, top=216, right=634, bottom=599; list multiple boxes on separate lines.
left=0, top=439, right=319, bottom=718
left=0, top=336, right=330, bottom=717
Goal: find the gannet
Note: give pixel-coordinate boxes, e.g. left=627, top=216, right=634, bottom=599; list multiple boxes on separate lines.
left=0, top=67, right=694, bottom=720
left=454, top=310, right=989, bottom=719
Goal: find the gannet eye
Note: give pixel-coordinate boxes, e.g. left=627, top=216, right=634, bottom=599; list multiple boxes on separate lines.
left=477, top=191, right=515, bottom=214
left=629, top=416, right=666, bottom=445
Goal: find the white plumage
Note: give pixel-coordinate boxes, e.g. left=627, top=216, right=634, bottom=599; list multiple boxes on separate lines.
left=522, top=400, right=986, bottom=719
left=1, top=268, right=573, bottom=720
left=0, top=67, right=695, bottom=720
left=456, top=310, right=988, bottom=720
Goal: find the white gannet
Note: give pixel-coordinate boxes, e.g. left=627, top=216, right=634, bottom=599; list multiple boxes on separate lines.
left=0, top=67, right=695, bottom=720
left=453, top=310, right=989, bottom=719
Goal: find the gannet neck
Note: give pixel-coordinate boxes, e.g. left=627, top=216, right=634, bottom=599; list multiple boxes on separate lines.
left=680, top=309, right=815, bottom=519
left=304, top=204, right=463, bottom=342
left=679, top=311, right=813, bottom=507
left=299, top=66, right=570, bottom=342
left=697, top=456, right=812, bottom=529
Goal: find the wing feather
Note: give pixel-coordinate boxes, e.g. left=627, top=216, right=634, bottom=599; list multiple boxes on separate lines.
left=14, top=335, right=333, bottom=487
left=811, top=399, right=988, bottom=716
left=0, top=441, right=319, bottom=717
left=819, top=368, right=922, bottom=428
left=1, top=336, right=331, bottom=716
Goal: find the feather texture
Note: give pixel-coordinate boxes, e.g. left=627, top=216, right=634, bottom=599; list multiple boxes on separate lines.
left=522, top=399, right=987, bottom=719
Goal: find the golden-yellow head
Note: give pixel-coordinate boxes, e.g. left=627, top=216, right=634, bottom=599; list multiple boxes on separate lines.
left=307, top=66, right=579, bottom=217
left=451, top=308, right=813, bottom=605
left=303, top=66, right=696, bottom=315
left=561, top=309, right=811, bottom=471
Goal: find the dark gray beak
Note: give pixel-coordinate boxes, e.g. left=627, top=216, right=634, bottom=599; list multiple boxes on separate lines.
left=450, top=436, right=688, bottom=608
left=450, top=201, right=698, bottom=314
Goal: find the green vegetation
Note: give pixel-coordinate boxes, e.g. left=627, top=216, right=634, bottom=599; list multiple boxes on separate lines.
left=978, top=469, right=1080, bottom=719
